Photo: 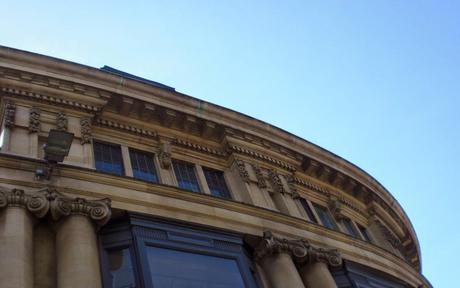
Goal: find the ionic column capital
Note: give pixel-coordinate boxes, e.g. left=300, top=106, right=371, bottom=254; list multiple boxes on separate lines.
left=254, top=231, right=342, bottom=268
left=296, top=246, right=342, bottom=267
left=0, top=188, right=49, bottom=218
left=254, top=231, right=295, bottom=261
left=50, top=194, right=111, bottom=227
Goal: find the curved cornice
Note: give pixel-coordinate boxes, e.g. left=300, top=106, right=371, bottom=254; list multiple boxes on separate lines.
left=0, top=45, right=421, bottom=270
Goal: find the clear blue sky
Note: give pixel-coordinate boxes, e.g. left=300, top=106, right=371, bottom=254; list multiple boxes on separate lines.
left=2, top=1, right=458, bottom=286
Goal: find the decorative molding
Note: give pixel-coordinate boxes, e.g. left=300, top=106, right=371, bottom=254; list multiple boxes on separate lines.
left=284, top=174, right=300, bottom=198
left=28, top=106, right=41, bottom=133
left=49, top=191, right=111, bottom=227
left=4, top=100, right=16, bottom=128
left=1, top=87, right=102, bottom=112
left=235, top=160, right=250, bottom=183
left=228, top=144, right=296, bottom=172
left=159, top=142, right=172, bottom=169
left=173, top=138, right=226, bottom=157
left=252, top=164, right=267, bottom=188
left=80, top=118, right=92, bottom=144
left=96, top=118, right=157, bottom=138
left=254, top=231, right=342, bottom=267
left=328, top=196, right=343, bottom=220
left=0, top=187, right=49, bottom=218
left=268, top=169, right=287, bottom=194
left=56, top=111, right=68, bottom=131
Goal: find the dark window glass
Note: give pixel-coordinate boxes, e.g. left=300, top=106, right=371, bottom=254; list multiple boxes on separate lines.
left=129, top=149, right=158, bottom=183
left=203, top=167, right=232, bottom=199
left=94, top=141, right=124, bottom=176
left=342, top=218, right=358, bottom=238
left=313, top=204, right=337, bottom=230
left=299, top=198, right=317, bottom=223
left=146, top=246, right=245, bottom=288
left=357, top=224, right=372, bottom=242
left=173, top=160, right=200, bottom=192
left=107, top=248, right=136, bottom=288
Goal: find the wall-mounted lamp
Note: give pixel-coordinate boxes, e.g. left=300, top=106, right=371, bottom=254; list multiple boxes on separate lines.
left=36, top=129, right=74, bottom=180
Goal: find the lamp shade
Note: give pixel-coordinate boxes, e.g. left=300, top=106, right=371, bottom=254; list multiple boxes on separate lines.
left=44, top=129, right=74, bottom=163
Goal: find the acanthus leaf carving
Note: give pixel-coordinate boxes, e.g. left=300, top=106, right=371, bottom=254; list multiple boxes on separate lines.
left=4, top=101, right=16, bottom=128
left=235, top=160, right=250, bottom=183
left=29, top=106, right=41, bottom=133
left=252, top=164, right=267, bottom=188
left=80, top=118, right=92, bottom=144
left=268, top=169, right=286, bottom=194
left=56, top=111, right=68, bottom=131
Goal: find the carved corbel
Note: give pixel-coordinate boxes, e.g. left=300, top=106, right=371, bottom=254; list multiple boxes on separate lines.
left=328, top=196, right=343, bottom=220
left=235, top=160, right=250, bottom=183
left=4, top=101, right=16, bottom=128
left=284, top=174, right=299, bottom=198
left=268, top=169, right=287, bottom=194
left=0, top=187, right=49, bottom=218
left=56, top=111, right=68, bottom=131
left=252, top=164, right=267, bottom=188
left=159, top=142, right=172, bottom=169
left=29, top=107, right=41, bottom=133
left=80, top=118, right=92, bottom=144
left=50, top=193, right=111, bottom=227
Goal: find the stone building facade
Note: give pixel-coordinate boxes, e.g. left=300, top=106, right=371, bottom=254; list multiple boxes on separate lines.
left=0, top=46, right=431, bottom=288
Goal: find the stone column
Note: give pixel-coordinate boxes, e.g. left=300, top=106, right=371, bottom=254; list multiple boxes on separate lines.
left=254, top=231, right=305, bottom=288
left=0, top=188, right=49, bottom=288
left=294, top=245, right=342, bottom=288
left=51, top=195, right=111, bottom=288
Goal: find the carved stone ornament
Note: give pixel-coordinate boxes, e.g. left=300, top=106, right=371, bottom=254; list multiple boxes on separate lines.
left=80, top=118, right=92, bottom=144
left=284, top=174, right=299, bottom=198
left=268, top=169, right=286, bottom=194
left=159, top=142, right=172, bottom=169
left=252, top=164, right=267, bottom=188
left=328, top=196, right=343, bottom=220
left=235, top=160, right=250, bottom=183
left=0, top=187, right=49, bottom=218
left=50, top=193, right=112, bottom=227
left=254, top=231, right=342, bottom=268
left=29, top=106, right=41, bottom=133
left=4, top=101, right=16, bottom=128
left=56, top=111, right=68, bottom=131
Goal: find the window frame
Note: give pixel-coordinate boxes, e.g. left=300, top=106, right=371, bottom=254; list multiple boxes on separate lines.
left=202, top=166, right=233, bottom=199
left=172, top=159, right=202, bottom=193
left=93, top=140, right=125, bottom=176
left=357, top=223, right=373, bottom=242
left=299, top=198, right=318, bottom=223
left=99, top=214, right=260, bottom=288
left=312, top=203, right=338, bottom=230
left=128, top=148, right=159, bottom=183
left=340, top=218, right=359, bottom=238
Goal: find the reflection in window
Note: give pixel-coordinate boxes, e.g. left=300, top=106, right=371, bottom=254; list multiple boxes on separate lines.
left=94, top=141, right=124, bottom=176
left=129, top=149, right=158, bottom=183
left=107, top=248, right=136, bottom=288
left=173, top=160, right=201, bottom=192
left=203, top=167, right=232, bottom=199
left=313, top=204, right=337, bottom=230
left=146, top=246, right=245, bottom=288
